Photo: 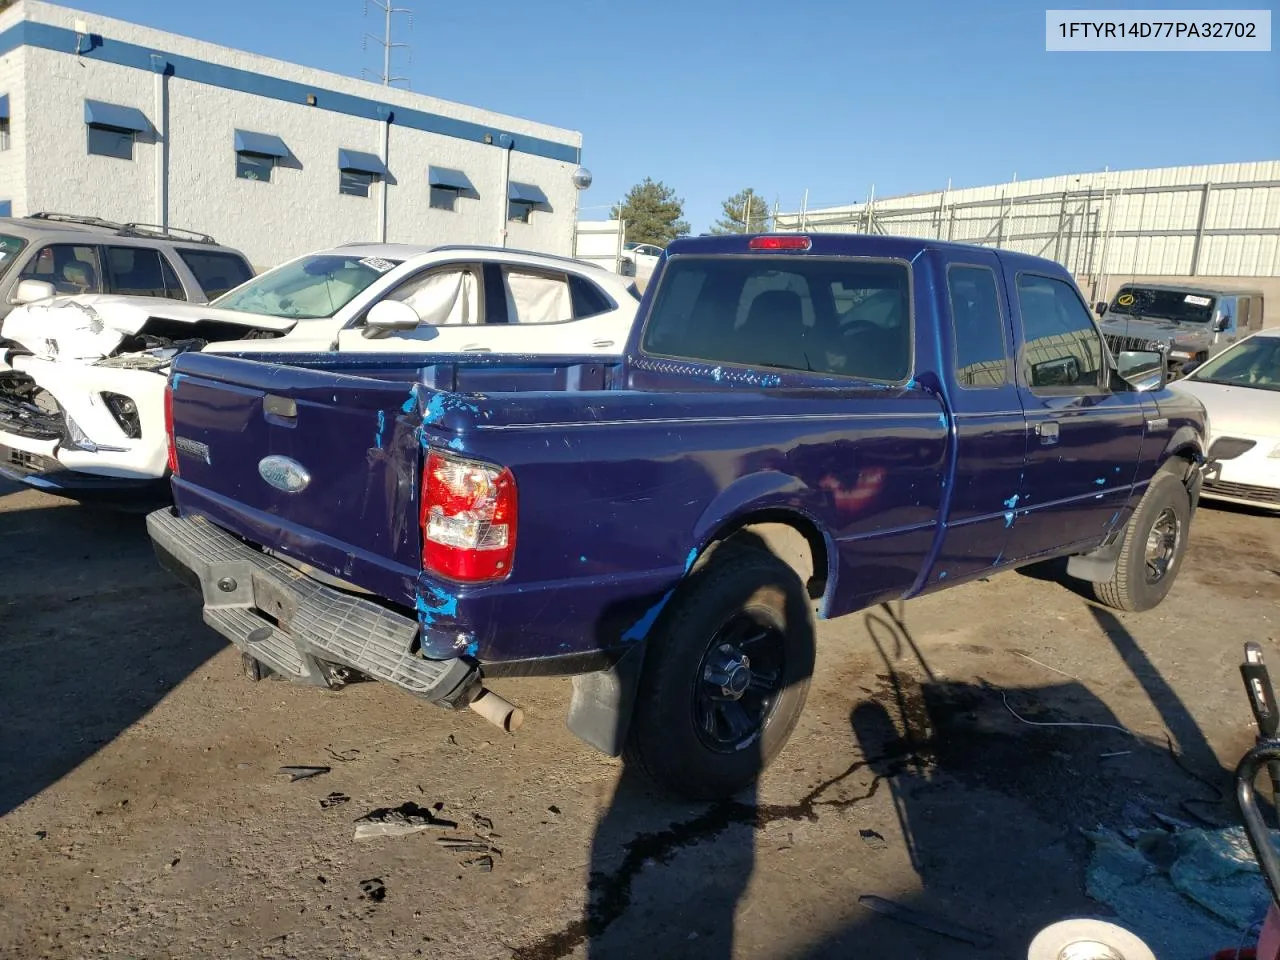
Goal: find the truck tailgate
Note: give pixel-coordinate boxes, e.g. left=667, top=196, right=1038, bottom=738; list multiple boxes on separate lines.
left=167, top=353, right=425, bottom=605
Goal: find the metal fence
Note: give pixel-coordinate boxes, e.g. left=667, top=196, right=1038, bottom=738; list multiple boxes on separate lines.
left=774, top=164, right=1280, bottom=287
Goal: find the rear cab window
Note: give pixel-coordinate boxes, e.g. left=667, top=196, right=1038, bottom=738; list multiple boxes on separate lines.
left=641, top=256, right=912, bottom=382
left=177, top=248, right=254, bottom=299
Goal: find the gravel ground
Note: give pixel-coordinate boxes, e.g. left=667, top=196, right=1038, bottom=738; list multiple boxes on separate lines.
left=0, top=481, right=1277, bottom=960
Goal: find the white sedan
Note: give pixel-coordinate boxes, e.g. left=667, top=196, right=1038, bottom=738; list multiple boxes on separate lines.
left=0, top=243, right=641, bottom=497
left=1172, top=327, right=1280, bottom=512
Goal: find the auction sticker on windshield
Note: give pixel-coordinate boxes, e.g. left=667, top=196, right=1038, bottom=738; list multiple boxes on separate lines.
left=360, top=258, right=397, bottom=273
left=1117, top=293, right=1134, bottom=306
left=1185, top=295, right=1212, bottom=306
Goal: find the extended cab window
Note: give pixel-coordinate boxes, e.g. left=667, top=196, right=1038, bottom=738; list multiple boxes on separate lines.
left=642, top=256, right=911, bottom=381
left=1017, top=274, right=1104, bottom=390
left=948, top=265, right=1007, bottom=387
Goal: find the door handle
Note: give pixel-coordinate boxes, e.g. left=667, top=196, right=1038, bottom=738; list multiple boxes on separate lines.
left=1036, top=420, right=1060, bottom=445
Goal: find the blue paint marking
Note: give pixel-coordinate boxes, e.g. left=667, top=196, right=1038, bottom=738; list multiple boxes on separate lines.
left=0, top=23, right=579, bottom=162
left=1095, top=478, right=1106, bottom=486
left=401, top=385, right=419, bottom=415
left=904, top=378, right=917, bottom=390
left=685, top=548, right=698, bottom=571
left=939, top=571, right=948, bottom=580
left=937, top=413, right=947, bottom=428
left=579, top=555, right=587, bottom=563
left=992, top=551, right=1003, bottom=566
left=1004, top=511, right=1015, bottom=528
left=1115, top=466, right=1122, bottom=473
left=761, top=374, right=782, bottom=387
left=465, top=641, right=478, bottom=658
left=1004, top=494, right=1021, bottom=510
left=416, top=584, right=459, bottom=627
left=447, top=437, right=465, bottom=451
left=622, top=589, right=675, bottom=643
left=423, top=394, right=446, bottom=424
left=374, top=410, right=386, bottom=449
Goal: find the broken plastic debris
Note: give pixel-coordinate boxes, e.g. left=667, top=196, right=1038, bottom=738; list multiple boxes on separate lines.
left=857, top=895, right=993, bottom=948
left=353, top=802, right=457, bottom=840
left=435, top=838, right=494, bottom=853
left=462, top=855, right=494, bottom=873
left=358, top=877, right=386, bottom=902
left=319, top=792, right=351, bottom=809
left=278, top=765, right=330, bottom=782
left=859, top=828, right=888, bottom=850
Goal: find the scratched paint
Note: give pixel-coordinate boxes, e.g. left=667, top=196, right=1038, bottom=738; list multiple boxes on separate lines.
left=622, top=589, right=676, bottom=643
left=938, top=571, right=948, bottom=580
left=1004, top=494, right=1021, bottom=510
left=374, top=410, right=387, bottom=449
left=447, top=437, right=465, bottom=451
left=423, top=394, right=447, bottom=424
left=1004, top=511, right=1015, bottom=528
left=992, top=551, right=1003, bottom=566
left=465, top=641, right=479, bottom=658
left=416, top=583, right=459, bottom=627
left=1095, top=478, right=1107, bottom=486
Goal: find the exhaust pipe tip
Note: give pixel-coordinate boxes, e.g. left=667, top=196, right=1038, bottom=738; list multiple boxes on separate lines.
left=468, top=688, right=524, bottom=733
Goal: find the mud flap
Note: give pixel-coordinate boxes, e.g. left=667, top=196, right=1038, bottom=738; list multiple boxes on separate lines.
left=1067, top=530, right=1125, bottom=583
left=566, top=641, right=646, bottom=756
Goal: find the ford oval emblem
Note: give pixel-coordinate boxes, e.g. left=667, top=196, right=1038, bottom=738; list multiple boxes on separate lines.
left=258, top=455, right=311, bottom=493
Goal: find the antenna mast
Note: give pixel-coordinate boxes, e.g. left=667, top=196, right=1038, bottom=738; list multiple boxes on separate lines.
left=362, top=0, right=413, bottom=87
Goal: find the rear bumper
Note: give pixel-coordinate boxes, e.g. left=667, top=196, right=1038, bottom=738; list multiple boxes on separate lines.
left=146, top=507, right=480, bottom=708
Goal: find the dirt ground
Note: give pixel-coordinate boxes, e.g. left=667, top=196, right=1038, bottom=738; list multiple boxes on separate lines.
left=1, top=481, right=1277, bottom=960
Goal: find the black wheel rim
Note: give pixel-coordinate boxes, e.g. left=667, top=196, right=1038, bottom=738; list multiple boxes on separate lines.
left=1144, top=506, right=1181, bottom=584
left=692, top=607, right=787, bottom=754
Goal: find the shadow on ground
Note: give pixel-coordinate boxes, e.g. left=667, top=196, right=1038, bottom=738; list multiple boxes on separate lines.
left=0, top=489, right=223, bottom=815
left=512, top=597, right=1242, bottom=959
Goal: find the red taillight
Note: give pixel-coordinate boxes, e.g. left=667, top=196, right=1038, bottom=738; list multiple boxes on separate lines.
left=421, top=449, right=517, bottom=583
left=748, top=235, right=812, bottom=251
left=163, top=380, right=178, bottom=476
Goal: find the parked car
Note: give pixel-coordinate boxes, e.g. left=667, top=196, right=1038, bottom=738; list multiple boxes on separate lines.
left=0, top=243, right=640, bottom=498
left=0, top=212, right=253, bottom=321
left=148, top=232, right=1216, bottom=801
left=1172, top=327, right=1280, bottom=512
left=620, top=241, right=663, bottom=281
left=1095, top=282, right=1266, bottom=377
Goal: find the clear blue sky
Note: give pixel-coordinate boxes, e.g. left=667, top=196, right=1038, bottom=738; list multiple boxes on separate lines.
left=70, top=0, right=1280, bottom=233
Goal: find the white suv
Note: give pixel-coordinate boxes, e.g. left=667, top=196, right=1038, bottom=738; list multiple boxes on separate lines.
left=0, top=242, right=640, bottom=501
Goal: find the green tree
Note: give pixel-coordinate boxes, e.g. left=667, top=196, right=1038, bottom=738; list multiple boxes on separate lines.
left=711, top=188, right=771, bottom=234
left=611, top=178, right=690, bottom=246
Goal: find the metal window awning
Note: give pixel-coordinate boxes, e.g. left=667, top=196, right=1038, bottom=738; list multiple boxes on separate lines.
left=234, top=129, right=290, bottom=158
left=83, top=99, right=149, bottom=132
left=429, top=166, right=475, bottom=192
left=0, top=96, right=9, bottom=120
left=508, top=182, right=548, bottom=205
left=338, top=149, right=388, bottom=176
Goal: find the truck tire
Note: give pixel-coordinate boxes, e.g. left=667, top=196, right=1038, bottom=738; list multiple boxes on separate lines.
left=1093, top=471, right=1191, bottom=613
left=623, top=548, right=815, bottom=801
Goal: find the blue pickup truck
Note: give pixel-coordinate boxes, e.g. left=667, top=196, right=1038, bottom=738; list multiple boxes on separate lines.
left=147, top=233, right=1213, bottom=800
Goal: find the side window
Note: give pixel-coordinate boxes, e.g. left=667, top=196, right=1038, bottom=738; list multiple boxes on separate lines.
left=19, top=244, right=102, bottom=294
left=503, top=268, right=572, bottom=324
left=388, top=266, right=481, bottom=325
left=1238, top=297, right=1253, bottom=331
left=177, top=250, right=254, bottom=299
left=104, top=246, right=185, bottom=299
left=1017, top=273, right=1104, bottom=390
left=569, top=274, right=613, bottom=319
left=947, top=264, right=1007, bottom=387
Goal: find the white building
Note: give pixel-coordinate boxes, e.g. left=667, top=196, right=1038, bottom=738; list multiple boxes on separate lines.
left=0, top=1, right=586, bottom=268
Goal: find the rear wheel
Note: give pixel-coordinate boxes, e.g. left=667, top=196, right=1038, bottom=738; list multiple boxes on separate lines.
left=623, top=547, right=816, bottom=801
left=1093, top=471, right=1191, bottom=612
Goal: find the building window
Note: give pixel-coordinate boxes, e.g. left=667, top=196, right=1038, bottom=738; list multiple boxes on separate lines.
left=236, top=153, right=274, bottom=182
left=0, top=118, right=9, bottom=152
left=340, top=170, right=377, bottom=198
left=507, top=182, right=549, bottom=224
left=88, top=125, right=134, bottom=160
left=430, top=186, right=458, bottom=211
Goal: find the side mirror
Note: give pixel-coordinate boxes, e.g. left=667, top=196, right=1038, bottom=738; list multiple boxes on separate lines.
left=1116, top=349, right=1167, bottom=391
left=363, top=299, right=420, bottom=335
left=1094, top=301, right=1107, bottom=317
left=13, top=279, right=56, bottom=305
left=1214, top=315, right=1230, bottom=333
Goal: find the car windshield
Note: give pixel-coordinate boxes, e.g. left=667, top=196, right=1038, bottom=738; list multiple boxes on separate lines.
left=0, top=234, right=28, bottom=281
left=1108, top=287, right=1215, bottom=323
left=211, top=253, right=403, bottom=319
left=1189, top=335, right=1280, bottom=392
